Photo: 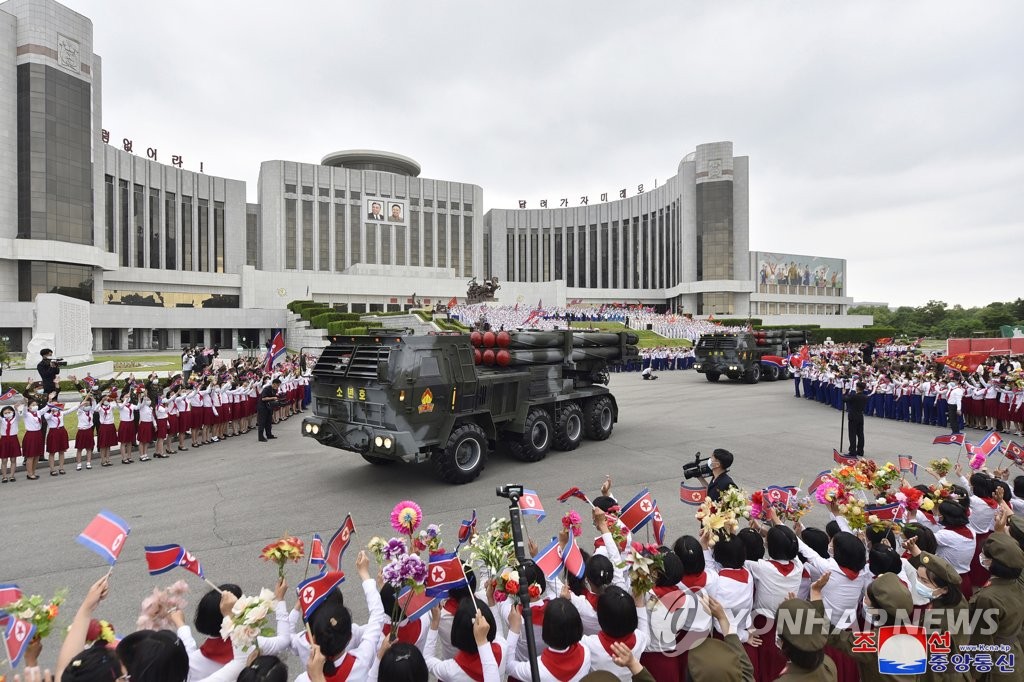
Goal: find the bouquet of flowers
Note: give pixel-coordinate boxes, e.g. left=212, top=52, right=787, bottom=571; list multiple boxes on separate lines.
left=367, top=536, right=388, bottom=564
left=969, top=451, right=987, bottom=471
left=137, top=580, right=189, bottom=631
left=836, top=497, right=867, bottom=530
left=622, top=544, right=665, bottom=598
left=380, top=537, right=429, bottom=628
left=779, top=496, right=814, bottom=523
left=926, top=483, right=955, bottom=507
left=413, top=524, right=443, bottom=554
left=82, top=619, right=117, bottom=646
left=695, top=486, right=749, bottom=544
left=890, top=486, right=926, bottom=512
left=749, top=491, right=765, bottom=521
left=814, top=477, right=847, bottom=505
left=561, top=510, right=583, bottom=537
left=492, top=568, right=542, bottom=605
left=219, top=589, right=277, bottom=653
left=6, top=588, right=67, bottom=640
left=831, top=464, right=870, bottom=492
left=467, top=517, right=516, bottom=574
left=929, top=458, right=952, bottom=478
left=260, top=536, right=305, bottom=579
left=871, top=462, right=901, bottom=494
left=603, top=510, right=630, bottom=551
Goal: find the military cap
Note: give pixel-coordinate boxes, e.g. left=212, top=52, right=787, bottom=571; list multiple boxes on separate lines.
left=1007, top=516, right=1024, bottom=548
left=918, top=551, right=961, bottom=586
left=687, top=637, right=750, bottom=682
left=984, top=533, right=1024, bottom=570
left=776, top=598, right=828, bottom=652
left=868, top=573, right=912, bottom=615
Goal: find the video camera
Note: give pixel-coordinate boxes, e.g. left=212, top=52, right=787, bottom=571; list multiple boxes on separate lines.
left=52, top=358, right=68, bottom=367
left=496, top=483, right=525, bottom=501
left=681, top=451, right=712, bottom=480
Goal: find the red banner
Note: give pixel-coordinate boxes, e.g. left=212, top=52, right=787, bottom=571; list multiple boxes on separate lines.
left=937, top=351, right=990, bottom=374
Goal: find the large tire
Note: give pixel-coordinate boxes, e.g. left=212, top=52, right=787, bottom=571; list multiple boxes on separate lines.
left=583, top=395, right=615, bottom=441
left=763, top=364, right=780, bottom=381
left=744, top=363, right=761, bottom=384
left=705, top=372, right=721, bottom=383
left=507, top=408, right=553, bottom=462
left=433, top=422, right=488, bottom=484
left=553, top=402, right=584, bottom=451
left=361, top=453, right=393, bottom=465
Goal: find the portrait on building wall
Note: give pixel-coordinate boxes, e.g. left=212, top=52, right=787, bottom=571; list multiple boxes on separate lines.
left=367, top=200, right=386, bottom=221
left=755, top=252, right=844, bottom=290
left=387, top=201, right=405, bottom=223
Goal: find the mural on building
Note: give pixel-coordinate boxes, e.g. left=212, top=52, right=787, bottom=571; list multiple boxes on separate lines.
left=754, top=252, right=844, bottom=291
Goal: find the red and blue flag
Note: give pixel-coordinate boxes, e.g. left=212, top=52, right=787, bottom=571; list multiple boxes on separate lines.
left=296, top=571, right=345, bottom=621
left=533, top=537, right=565, bottom=581
left=77, top=510, right=131, bottom=565
left=557, top=487, right=591, bottom=505
left=866, top=502, right=901, bottom=522
left=425, top=551, right=468, bottom=598
left=325, top=515, right=356, bottom=572
left=561, top=533, right=586, bottom=579
left=0, top=584, right=21, bottom=609
left=975, top=431, right=1004, bottom=459
left=519, top=489, right=546, bottom=522
left=933, top=434, right=965, bottom=446
left=457, top=510, right=477, bottom=546
left=144, top=545, right=185, bottom=575
left=833, top=449, right=858, bottom=466
left=179, top=549, right=205, bottom=579
left=618, top=488, right=656, bottom=533
left=1003, top=441, right=1024, bottom=467
left=0, top=388, right=18, bottom=401
left=308, top=533, right=325, bottom=569
left=2, top=614, right=36, bottom=667
left=265, top=331, right=286, bottom=372
left=397, top=587, right=438, bottom=623
left=763, top=485, right=800, bottom=507
left=680, top=483, right=707, bottom=506
left=898, top=455, right=918, bottom=477
left=760, top=355, right=787, bottom=369
left=807, top=470, right=832, bottom=494
left=651, top=501, right=666, bottom=545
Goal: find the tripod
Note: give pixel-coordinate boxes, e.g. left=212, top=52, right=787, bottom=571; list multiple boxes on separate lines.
left=497, top=484, right=541, bottom=682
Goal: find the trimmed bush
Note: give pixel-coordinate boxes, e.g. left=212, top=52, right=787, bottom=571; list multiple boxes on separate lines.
left=310, top=312, right=346, bottom=329
left=756, top=325, right=822, bottom=331
left=716, top=318, right=763, bottom=327
left=300, top=305, right=330, bottom=322
left=286, top=299, right=315, bottom=313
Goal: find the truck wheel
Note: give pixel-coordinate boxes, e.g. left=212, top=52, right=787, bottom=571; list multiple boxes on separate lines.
left=763, top=364, right=780, bottom=381
left=705, top=372, right=721, bottom=383
left=507, top=408, right=553, bottom=462
left=433, top=422, right=488, bottom=484
left=361, top=453, right=393, bottom=465
left=745, top=364, right=761, bottom=384
left=553, top=402, right=584, bottom=451
left=583, top=396, right=615, bottom=441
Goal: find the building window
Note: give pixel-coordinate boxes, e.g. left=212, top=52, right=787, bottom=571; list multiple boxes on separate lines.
left=318, top=187, right=330, bottom=197
left=589, top=224, right=598, bottom=289
left=18, top=261, right=93, bottom=303
left=463, top=203, right=473, bottom=212
left=197, top=199, right=209, bottom=272
left=611, top=221, right=619, bottom=288
left=542, top=232, right=550, bottom=281
left=134, top=184, right=145, bottom=267
left=518, top=232, right=526, bottom=282
left=245, top=208, right=258, bottom=267
left=350, top=205, right=361, bottom=264
left=530, top=232, right=539, bottom=282
left=463, top=216, right=473, bottom=277
left=149, top=188, right=161, bottom=269
left=437, top=214, right=447, bottom=269
left=566, top=228, right=575, bottom=287
left=182, top=195, right=193, bottom=271
left=599, top=223, right=607, bottom=288
left=365, top=223, right=377, bottom=264
left=423, top=211, right=434, bottom=268
left=318, top=200, right=330, bottom=270
left=381, top=225, right=392, bottom=265
left=166, top=192, right=177, bottom=270
left=334, top=203, right=346, bottom=271
left=554, top=232, right=563, bottom=280
left=302, top=185, right=313, bottom=195
left=483, top=232, right=490, bottom=278
left=119, top=180, right=130, bottom=267
left=640, top=215, right=648, bottom=289
left=214, top=200, right=225, bottom=273
left=507, top=234, right=514, bottom=281
left=105, top=175, right=115, bottom=253
left=396, top=226, right=406, bottom=266
left=450, top=215, right=460, bottom=275
left=284, top=183, right=296, bottom=194
left=302, top=200, right=313, bottom=270
left=696, top=181, right=734, bottom=281
left=284, top=198, right=296, bottom=269
left=410, top=209, right=420, bottom=267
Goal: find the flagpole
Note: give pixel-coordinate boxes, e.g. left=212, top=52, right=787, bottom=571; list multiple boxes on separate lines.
left=203, top=578, right=224, bottom=595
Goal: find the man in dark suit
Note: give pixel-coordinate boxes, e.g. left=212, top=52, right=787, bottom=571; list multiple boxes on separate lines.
left=258, top=378, right=280, bottom=441
left=844, top=381, right=868, bottom=457
left=37, top=348, right=60, bottom=396
left=367, top=202, right=384, bottom=221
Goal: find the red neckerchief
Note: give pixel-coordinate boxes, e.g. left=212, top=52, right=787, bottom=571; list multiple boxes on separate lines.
left=453, top=643, right=503, bottom=682
left=768, top=560, right=796, bottom=576
left=946, top=525, right=974, bottom=540
left=323, top=653, right=356, bottom=681
left=381, top=617, right=422, bottom=645
left=582, top=590, right=600, bottom=610
left=681, top=572, right=707, bottom=590
left=981, top=497, right=998, bottom=509
left=597, top=631, right=637, bottom=658
left=801, top=567, right=810, bottom=579
left=719, top=568, right=750, bottom=584
left=838, top=566, right=860, bottom=580
left=199, top=637, right=233, bottom=664
left=540, top=643, right=587, bottom=681
left=442, top=599, right=459, bottom=616
left=519, top=599, right=548, bottom=626
left=652, top=585, right=688, bottom=612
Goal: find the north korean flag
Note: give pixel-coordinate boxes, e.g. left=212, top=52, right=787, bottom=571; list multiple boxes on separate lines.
left=618, top=488, right=656, bottom=533
left=144, top=544, right=185, bottom=575
left=425, top=551, right=468, bottom=598
left=680, top=483, right=708, bottom=506
left=807, top=470, right=832, bottom=494
left=557, top=487, right=591, bottom=505
left=1003, top=441, right=1024, bottom=466
left=561, top=533, right=587, bottom=579
left=296, top=571, right=345, bottom=622
left=325, top=515, right=356, bottom=572
left=397, top=587, right=439, bottom=623
left=2, top=615, right=36, bottom=668
left=898, top=455, right=918, bottom=477
left=179, top=549, right=205, bottom=579
left=865, top=502, right=901, bottom=522
left=0, top=584, right=21, bottom=609
left=533, top=537, right=565, bottom=581
left=0, top=388, right=17, bottom=401
left=77, top=510, right=131, bottom=565
left=519, top=489, right=546, bottom=523
left=457, top=510, right=477, bottom=547
left=976, top=431, right=1004, bottom=458
left=763, top=485, right=799, bottom=507
left=933, top=434, right=965, bottom=446
left=308, top=533, right=325, bottom=568
left=760, top=355, right=787, bottom=368
left=651, top=501, right=666, bottom=545
left=833, top=449, right=858, bottom=466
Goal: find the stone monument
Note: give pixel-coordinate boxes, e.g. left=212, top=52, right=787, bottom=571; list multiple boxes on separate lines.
left=25, top=294, right=93, bottom=365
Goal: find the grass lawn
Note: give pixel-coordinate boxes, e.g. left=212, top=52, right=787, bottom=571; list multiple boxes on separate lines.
left=570, top=321, right=693, bottom=348
left=89, top=354, right=183, bottom=373
left=15, top=409, right=81, bottom=439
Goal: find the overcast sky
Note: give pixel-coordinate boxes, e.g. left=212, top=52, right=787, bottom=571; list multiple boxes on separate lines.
left=70, top=0, right=1022, bottom=309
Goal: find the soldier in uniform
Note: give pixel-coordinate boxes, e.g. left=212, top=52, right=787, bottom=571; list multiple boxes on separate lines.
left=685, top=594, right=754, bottom=682
left=969, top=533, right=1024, bottom=681
left=775, top=596, right=836, bottom=681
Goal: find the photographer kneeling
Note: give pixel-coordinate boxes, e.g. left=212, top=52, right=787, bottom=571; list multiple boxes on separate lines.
left=693, top=448, right=736, bottom=503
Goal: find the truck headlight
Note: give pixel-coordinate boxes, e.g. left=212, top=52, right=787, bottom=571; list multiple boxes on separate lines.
left=374, top=436, right=384, bottom=448
left=311, top=424, right=319, bottom=435
left=304, top=423, right=312, bottom=434
left=383, top=437, right=393, bottom=449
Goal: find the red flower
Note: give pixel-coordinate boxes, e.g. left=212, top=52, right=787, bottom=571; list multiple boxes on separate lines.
left=505, top=580, right=520, bottom=594
left=528, top=584, right=541, bottom=599
left=751, top=491, right=764, bottom=505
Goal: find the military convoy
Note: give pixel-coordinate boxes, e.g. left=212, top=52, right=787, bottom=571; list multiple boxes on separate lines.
left=693, top=329, right=810, bottom=384
left=301, top=327, right=638, bottom=484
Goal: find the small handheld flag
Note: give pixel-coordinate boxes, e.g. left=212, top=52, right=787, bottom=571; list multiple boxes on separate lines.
left=457, top=510, right=477, bottom=547
left=518, top=489, right=546, bottom=522
left=1004, top=441, right=1024, bottom=466
left=533, top=537, right=565, bottom=581
left=325, top=515, right=356, bottom=572
left=561, top=533, right=587, bottom=579
left=557, top=486, right=592, bottom=505
left=309, top=533, right=325, bottom=568
left=296, top=571, right=345, bottom=621
left=898, top=455, right=918, bottom=477
left=425, top=552, right=469, bottom=598
left=0, top=584, right=22, bottom=608
left=265, top=331, right=286, bottom=372
left=763, top=485, right=800, bottom=507
left=83, top=375, right=97, bottom=388
left=933, top=434, right=965, bottom=446
left=77, top=510, right=131, bottom=566
left=179, top=549, right=205, bottom=579
left=145, top=545, right=185, bottom=575
left=397, top=587, right=439, bottom=623
left=618, top=488, right=656, bottom=533
left=2, top=615, right=37, bottom=668
left=651, top=501, right=666, bottom=545
left=680, top=483, right=707, bottom=506
left=807, top=470, right=832, bottom=494
left=865, top=502, right=901, bottom=522
left=0, top=388, right=17, bottom=401
left=833, top=449, right=858, bottom=466
left=975, top=431, right=1004, bottom=459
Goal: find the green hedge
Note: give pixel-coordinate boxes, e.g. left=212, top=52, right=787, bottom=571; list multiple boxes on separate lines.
left=326, top=321, right=384, bottom=336
left=310, top=312, right=345, bottom=329
left=716, top=318, right=763, bottom=327
left=286, top=299, right=315, bottom=313
left=364, top=310, right=417, bottom=317
left=756, top=325, right=822, bottom=331
left=300, top=306, right=330, bottom=322
left=807, top=327, right=899, bottom=344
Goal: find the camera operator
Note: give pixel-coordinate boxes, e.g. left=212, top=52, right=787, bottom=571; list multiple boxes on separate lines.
left=37, top=348, right=60, bottom=396
left=694, top=448, right=736, bottom=503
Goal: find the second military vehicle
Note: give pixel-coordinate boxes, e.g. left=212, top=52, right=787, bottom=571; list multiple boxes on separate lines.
left=693, top=328, right=810, bottom=384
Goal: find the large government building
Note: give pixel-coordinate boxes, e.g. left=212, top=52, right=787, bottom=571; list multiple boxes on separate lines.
left=0, top=0, right=856, bottom=353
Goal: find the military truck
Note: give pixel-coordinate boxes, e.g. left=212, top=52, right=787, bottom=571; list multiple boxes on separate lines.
left=692, top=329, right=810, bottom=384
left=301, top=328, right=638, bottom=484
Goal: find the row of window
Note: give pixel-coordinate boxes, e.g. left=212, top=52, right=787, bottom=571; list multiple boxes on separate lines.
left=751, top=302, right=844, bottom=315
left=282, top=183, right=473, bottom=212
left=104, top=175, right=225, bottom=272
left=505, top=206, right=681, bottom=289
left=282, top=201, right=474, bottom=276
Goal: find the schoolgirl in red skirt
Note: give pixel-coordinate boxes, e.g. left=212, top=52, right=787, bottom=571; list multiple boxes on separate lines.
left=21, top=400, right=45, bottom=480
left=187, top=385, right=204, bottom=448
left=1, top=404, right=21, bottom=482
left=153, top=397, right=170, bottom=459
left=73, top=397, right=95, bottom=470
left=173, top=391, right=189, bottom=452
left=117, top=397, right=137, bottom=464
left=136, top=396, right=154, bottom=462
left=43, top=402, right=74, bottom=476
left=95, top=396, right=118, bottom=466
